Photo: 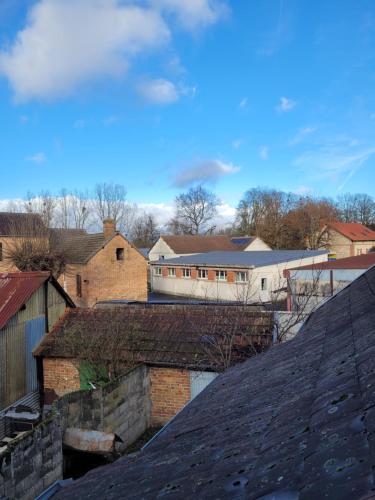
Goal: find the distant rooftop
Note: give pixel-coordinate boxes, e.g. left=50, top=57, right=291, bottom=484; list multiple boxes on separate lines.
left=292, top=252, right=375, bottom=271
left=327, top=221, right=375, bottom=241
left=153, top=250, right=328, bottom=268
left=159, top=235, right=246, bottom=254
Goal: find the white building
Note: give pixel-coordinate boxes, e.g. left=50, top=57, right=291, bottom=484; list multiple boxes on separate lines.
left=150, top=250, right=328, bottom=303
left=149, top=235, right=271, bottom=261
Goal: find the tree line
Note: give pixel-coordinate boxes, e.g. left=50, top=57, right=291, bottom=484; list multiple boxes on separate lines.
left=4, top=183, right=375, bottom=249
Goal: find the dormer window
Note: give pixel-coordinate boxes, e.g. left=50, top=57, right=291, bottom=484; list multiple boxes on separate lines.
left=116, top=248, right=124, bottom=261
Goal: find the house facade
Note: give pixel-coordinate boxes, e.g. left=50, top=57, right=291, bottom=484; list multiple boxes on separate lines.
left=0, top=272, right=74, bottom=415
left=149, top=234, right=271, bottom=261
left=322, top=222, right=375, bottom=258
left=56, top=219, right=148, bottom=307
left=150, top=250, right=328, bottom=303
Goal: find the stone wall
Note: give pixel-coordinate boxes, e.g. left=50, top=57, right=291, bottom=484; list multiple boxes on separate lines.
left=149, top=367, right=191, bottom=426
left=0, top=414, right=63, bottom=500
left=56, top=365, right=151, bottom=450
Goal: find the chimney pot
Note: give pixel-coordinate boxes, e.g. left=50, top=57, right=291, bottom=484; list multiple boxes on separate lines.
left=103, top=218, right=116, bottom=239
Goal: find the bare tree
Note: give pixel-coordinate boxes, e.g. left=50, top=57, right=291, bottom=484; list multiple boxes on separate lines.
left=171, top=185, right=219, bottom=235
left=132, top=213, right=160, bottom=248
left=92, top=182, right=128, bottom=227
left=24, top=191, right=56, bottom=227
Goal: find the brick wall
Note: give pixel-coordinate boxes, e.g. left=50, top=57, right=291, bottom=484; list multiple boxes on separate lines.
left=43, top=358, right=81, bottom=403
left=149, top=367, right=191, bottom=426
left=60, top=234, right=147, bottom=307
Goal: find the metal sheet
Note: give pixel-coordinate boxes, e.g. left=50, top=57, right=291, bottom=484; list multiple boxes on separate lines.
left=5, top=322, right=26, bottom=408
left=190, top=371, right=218, bottom=400
left=26, top=316, right=45, bottom=392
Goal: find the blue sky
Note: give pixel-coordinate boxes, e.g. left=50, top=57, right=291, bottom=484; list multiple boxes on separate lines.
left=0, top=0, right=375, bottom=220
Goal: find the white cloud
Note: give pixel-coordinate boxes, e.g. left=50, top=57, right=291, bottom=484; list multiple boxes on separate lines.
left=232, top=138, right=243, bottom=149
left=276, top=96, right=296, bottom=113
left=153, top=0, right=229, bottom=31
left=103, top=115, right=120, bottom=126
left=0, top=0, right=170, bottom=101
left=259, top=146, right=269, bottom=160
left=173, top=159, right=240, bottom=187
left=0, top=0, right=228, bottom=102
left=289, top=126, right=316, bottom=146
left=293, top=185, right=314, bottom=195
left=26, top=152, right=46, bottom=163
left=137, top=78, right=179, bottom=104
left=239, top=97, right=248, bottom=109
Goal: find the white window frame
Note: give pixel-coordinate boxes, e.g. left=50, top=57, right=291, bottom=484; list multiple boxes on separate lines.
left=182, top=268, right=191, bottom=278
left=236, top=271, right=248, bottom=283
left=261, top=277, right=267, bottom=291
left=216, top=270, right=227, bottom=281
left=154, top=267, right=162, bottom=276
left=198, top=269, right=208, bottom=280
left=168, top=267, right=176, bottom=277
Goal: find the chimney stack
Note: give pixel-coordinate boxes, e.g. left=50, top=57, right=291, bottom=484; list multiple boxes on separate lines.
left=103, top=218, right=116, bottom=239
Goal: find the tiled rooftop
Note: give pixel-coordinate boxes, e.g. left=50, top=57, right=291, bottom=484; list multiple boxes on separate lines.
left=54, top=265, right=375, bottom=499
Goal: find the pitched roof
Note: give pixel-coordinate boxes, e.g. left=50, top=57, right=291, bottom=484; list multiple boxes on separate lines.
left=160, top=235, right=241, bottom=253
left=54, top=265, right=375, bottom=500
left=0, top=272, right=74, bottom=330
left=52, top=230, right=107, bottom=264
left=0, top=212, right=45, bottom=236
left=292, top=252, right=375, bottom=271
left=34, top=304, right=273, bottom=370
left=327, top=221, right=375, bottom=241
left=154, top=250, right=328, bottom=268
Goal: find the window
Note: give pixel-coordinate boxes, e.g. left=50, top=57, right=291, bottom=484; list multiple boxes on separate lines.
left=154, top=267, right=162, bottom=276
left=182, top=268, right=191, bottom=278
left=356, top=248, right=363, bottom=256
left=0, top=242, right=2, bottom=261
left=76, top=274, right=82, bottom=297
left=168, top=267, right=176, bottom=277
left=216, top=270, right=227, bottom=281
left=261, top=278, right=267, bottom=291
left=116, top=248, right=124, bottom=260
left=198, top=269, right=208, bottom=280
left=236, top=271, right=248, bottom=283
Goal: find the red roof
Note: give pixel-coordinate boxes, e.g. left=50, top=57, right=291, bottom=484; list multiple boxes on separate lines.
left=0, top=272, right=50, bottom=330
left=292, top=253, right=375, bottom=271
left=327, top=222, right=375, bottom=241
left=161, top=235, right=242, bottom=254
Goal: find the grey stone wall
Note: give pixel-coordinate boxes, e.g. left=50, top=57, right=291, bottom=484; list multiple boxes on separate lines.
left=0, top=415, right=63, bottom=500
left=56, top=365, right=151, bottom=449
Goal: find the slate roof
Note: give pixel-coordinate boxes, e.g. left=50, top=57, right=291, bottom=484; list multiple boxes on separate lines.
left=0, top=212, right=45, bottom=236
left=0, top=272, right=74, bottom=330
left=327, top=222, right=375, bottom=242
left=54, top=265, right=375, bottom=500
left=153, top=250, right=328, bottom=268
left=160, top=235, right=242, bottom=253
left=293, top=253, right=375, bottom=271
left=34, top=305, right=273, bottom=370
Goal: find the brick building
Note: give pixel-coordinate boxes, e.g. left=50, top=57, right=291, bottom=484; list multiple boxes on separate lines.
left=34, top=304, right=273, bottom=425
left=55, top=219, right=148, bottom=306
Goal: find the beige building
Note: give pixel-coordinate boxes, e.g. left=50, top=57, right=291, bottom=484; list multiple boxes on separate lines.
left=149, top=234, right=271, bottom=261
left=322, top=222, right=375, bottom=258
left=57, top=220, right=148, bottom=307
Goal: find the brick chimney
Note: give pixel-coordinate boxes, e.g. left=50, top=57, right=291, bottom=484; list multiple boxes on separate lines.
left=103, top=218, right=116, bottom=239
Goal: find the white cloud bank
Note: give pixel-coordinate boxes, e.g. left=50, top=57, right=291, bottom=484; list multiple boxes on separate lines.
left=0, top=0, right=228, bottom=102
left=173, top=159, right=240, bottom=187
left=137, top=78, right=179, bottom=104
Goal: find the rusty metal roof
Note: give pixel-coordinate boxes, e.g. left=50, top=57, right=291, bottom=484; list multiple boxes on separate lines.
left=54, top=265, right=375, bottom=499
left=292, top=252, right=375, bottom=271
left=0, top=272, right=74, bottom=330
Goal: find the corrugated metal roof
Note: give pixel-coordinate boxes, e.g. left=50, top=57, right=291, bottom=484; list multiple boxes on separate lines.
left=292, top=252, right=375, bottom=270
left=0, top=272, right=49, bottom=330
left=153, top=250, right=328, bottom=268
left=328, top=222, right=375, bottom=241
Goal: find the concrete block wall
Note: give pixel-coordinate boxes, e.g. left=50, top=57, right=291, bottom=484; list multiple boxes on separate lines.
left=0, top=415, right=63, bottom=500
left=56, top=365, right=151, bottom=450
